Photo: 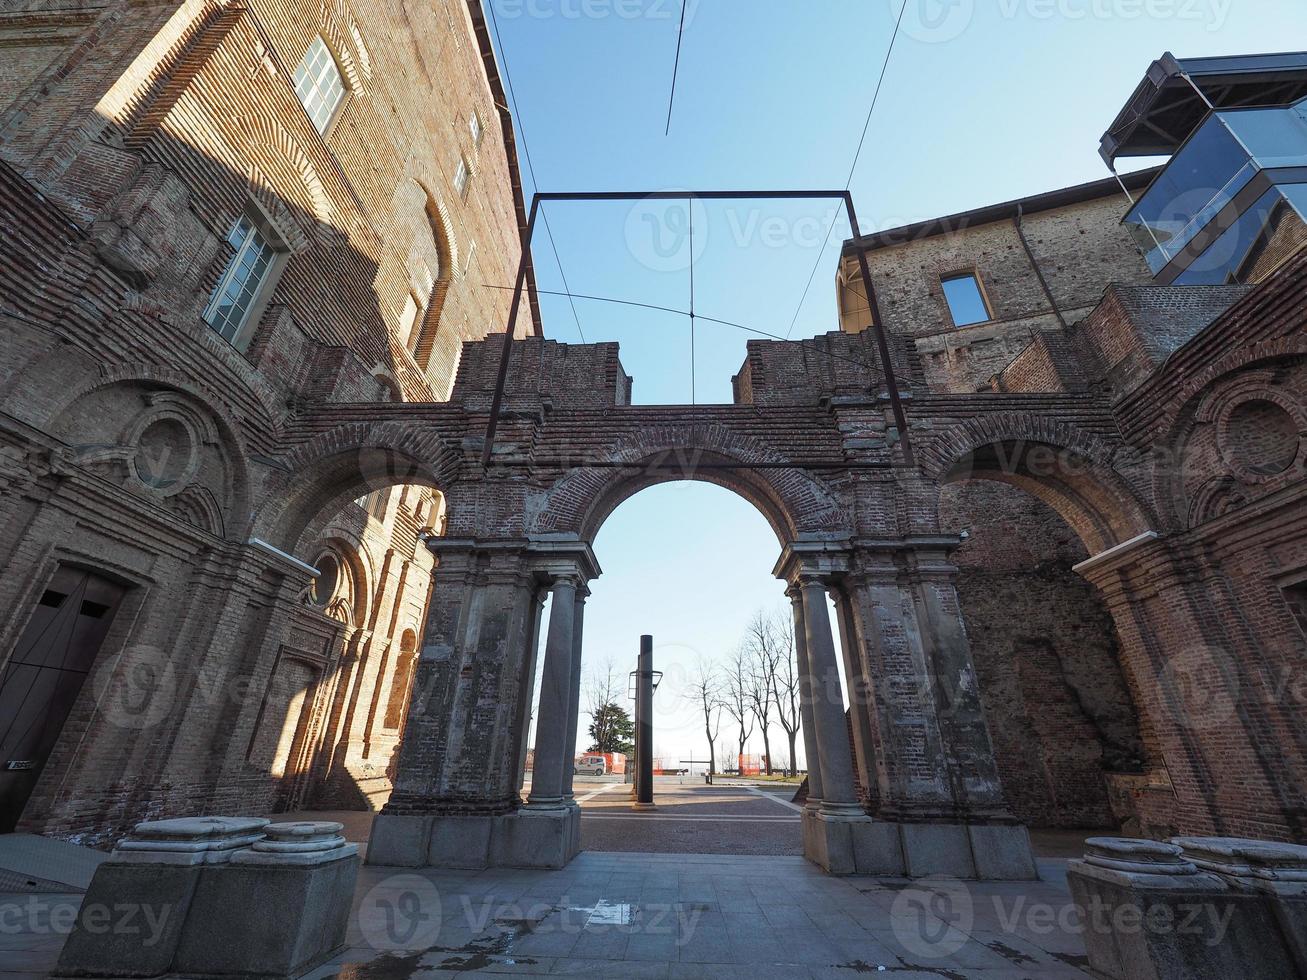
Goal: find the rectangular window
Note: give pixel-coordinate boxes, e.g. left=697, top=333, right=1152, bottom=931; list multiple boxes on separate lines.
left=469, top=110, right=483, bottom=146
left=941, top=272, right=991, bottom=327
left=463, top=239, right=477, bottom=276
left=203, top=216, right=279, bottom=344
left=453, top=157, right=470, bottom=199
left=1284, top=582, right=1307, bottom=638
left=293, top=37, right=346, bottom=134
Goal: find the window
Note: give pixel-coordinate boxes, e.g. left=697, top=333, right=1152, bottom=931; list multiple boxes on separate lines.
left=453, top=157, right=470, bottom=199
left=463, top=239, right=477, bottom=276
left=293, top=37, right=346, bottom=134
left=941, top=272, right=991, bottom=327
left=203, top=216, right=281, bottom=344
left=398, top=291, right=424, bottom=352
left=469, top=110, right=483, bottom=146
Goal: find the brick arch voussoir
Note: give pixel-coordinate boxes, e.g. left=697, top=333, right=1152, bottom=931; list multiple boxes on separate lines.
left=1157, top=336, right=1307, bottom=439
left=925, top=412, right=1154, bottom=552
left=528, top=424, right=843, bottom=543
left=254, top=420, right=462, bottom=553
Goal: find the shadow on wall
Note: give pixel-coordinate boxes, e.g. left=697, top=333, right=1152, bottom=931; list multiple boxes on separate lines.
left=0, top=95, right=497, bottom=842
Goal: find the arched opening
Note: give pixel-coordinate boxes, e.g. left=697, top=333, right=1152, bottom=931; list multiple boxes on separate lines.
left=242, top=433, right=451, bottom=817
left=520, top=479, right=819, bottom=857
left=938, top=438, right=1153, bottom=836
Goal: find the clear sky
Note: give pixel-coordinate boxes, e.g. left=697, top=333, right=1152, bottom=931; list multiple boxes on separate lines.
left=489, top=0, right=1307, bottom=769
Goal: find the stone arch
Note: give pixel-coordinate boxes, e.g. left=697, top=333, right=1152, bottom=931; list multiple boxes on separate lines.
left=251, top=419, right=460, bottom=556
left=526, top=426, right=843, bottom=545
left=924, top=414, right=1154, bottom=556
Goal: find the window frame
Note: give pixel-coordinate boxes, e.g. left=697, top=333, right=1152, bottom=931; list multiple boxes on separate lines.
left=469, top=110, right=483, bottom=147
left=293, top=35, right=349, bottom=137
left=939, top=269, right=994, bottom=328
left=453, top=157, right=470, bottom=199
left=202, top=212, right=288, bottom=349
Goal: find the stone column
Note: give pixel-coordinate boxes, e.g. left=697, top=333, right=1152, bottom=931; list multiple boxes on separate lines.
left=526, top=575, right=579, bottom=809
left=561, top=587, right=588, bottom=803
left=799, top=575, right=862, bottom=818
left=833, top=586, right=879, bottom=810
left=788, top=585, right=823, bottom=807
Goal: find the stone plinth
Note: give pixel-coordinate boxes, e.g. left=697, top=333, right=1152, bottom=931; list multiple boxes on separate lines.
left=1067, top=837, right=1295, bottom=980
left=368, top=807, right=581, bottom=871
left=54, top=817, right=270, bottom=978
left=803, top=815, right=1035, bottom=879
left=53, top=818, right=359, bottom=980
left=174, top=822, right=358, bottom=978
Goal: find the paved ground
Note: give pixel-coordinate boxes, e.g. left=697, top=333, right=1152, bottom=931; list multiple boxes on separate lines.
left=0, top=782, right=1098, bottom=978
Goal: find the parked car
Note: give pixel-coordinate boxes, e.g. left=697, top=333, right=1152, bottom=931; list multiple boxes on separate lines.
left=574, top=755, right=607, bottom=775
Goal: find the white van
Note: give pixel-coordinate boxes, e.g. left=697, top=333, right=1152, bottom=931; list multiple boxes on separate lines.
left=574, top=755, right=607, bottom=775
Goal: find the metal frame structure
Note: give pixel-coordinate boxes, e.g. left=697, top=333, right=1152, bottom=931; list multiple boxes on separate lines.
left=482, top=190, right=915, bottom=468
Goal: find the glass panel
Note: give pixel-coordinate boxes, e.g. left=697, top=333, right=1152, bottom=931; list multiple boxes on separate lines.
left=293, top=37, right=344, bottom=134
left=203, top=219, right=278, bottom=343
left=1175, top=187, right=1307, bottom=285
left=454, top=159, right=469, bottom=197
left=1222, top=106, right=1307, bottom=168
left=941, top=274, right=989, bottom=327
left=1124, top=115, right=1255, bottom=272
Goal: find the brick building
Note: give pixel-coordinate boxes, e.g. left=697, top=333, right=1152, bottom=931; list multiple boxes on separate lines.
left=0, top=0, right=536, bottom=841
left=3, top=26, right=1307, bottom=870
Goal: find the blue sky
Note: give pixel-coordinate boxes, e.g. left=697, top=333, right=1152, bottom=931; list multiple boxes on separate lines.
left=491, top=0, right=1307, bottom=766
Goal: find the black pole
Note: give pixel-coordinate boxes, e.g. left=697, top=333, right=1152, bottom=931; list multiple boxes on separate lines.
left=634, top=634, right=655, bottom=810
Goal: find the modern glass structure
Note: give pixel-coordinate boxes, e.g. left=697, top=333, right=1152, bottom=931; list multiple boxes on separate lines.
left=1104, top=52, right=1307, bottom=286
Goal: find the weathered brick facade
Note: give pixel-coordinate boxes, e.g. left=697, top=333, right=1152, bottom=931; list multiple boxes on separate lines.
left=2, top=10, right=1307, bottom=864
left=0, top=0, right=535, bottom=843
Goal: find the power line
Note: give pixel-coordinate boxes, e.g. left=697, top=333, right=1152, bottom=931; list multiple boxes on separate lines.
left=478, top=283, right=893, bottom=375
left=665, top=0, right=689, bottom=135
left=486, top=0, right=586, bottom=343
left=783, top=0, right=909, bottom=340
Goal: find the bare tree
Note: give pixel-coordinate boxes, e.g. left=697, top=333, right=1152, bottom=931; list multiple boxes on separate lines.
left=742, top=609, right=789, bottom=775
left=723, top=646, right=756, bottom=773
left=767, top=615, right=802, bottom=777
left=683, top=657, right=725, bottom=775
left=583, top=657, right=624, bottom=754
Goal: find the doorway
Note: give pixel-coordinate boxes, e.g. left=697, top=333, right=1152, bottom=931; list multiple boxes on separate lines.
left=0, top=568, right=126, bottom=832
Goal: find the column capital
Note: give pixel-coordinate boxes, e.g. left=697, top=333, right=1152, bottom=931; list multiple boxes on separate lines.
left=527, top=535, right=602, bottom=586
left=773, top=537, right=851, bottom=587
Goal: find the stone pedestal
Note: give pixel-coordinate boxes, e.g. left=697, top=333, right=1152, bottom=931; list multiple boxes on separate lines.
left=801, top=815, right=1034, bottom=879
left=174, top=822, right=358, bottom=978
left=1173, top=836, right=1307, bottom=975
left=1067, top=837, right=1293, bottom=980
left=55, top=817, right=269, bottom=978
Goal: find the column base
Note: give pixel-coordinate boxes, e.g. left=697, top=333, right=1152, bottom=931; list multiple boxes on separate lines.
left=801, top=815, right=1037, bottom=880
left=368, top=808, right=581, bottom=871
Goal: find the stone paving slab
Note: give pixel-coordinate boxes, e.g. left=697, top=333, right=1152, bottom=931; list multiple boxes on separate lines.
left=293, top=851, right=1093, bottom=979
